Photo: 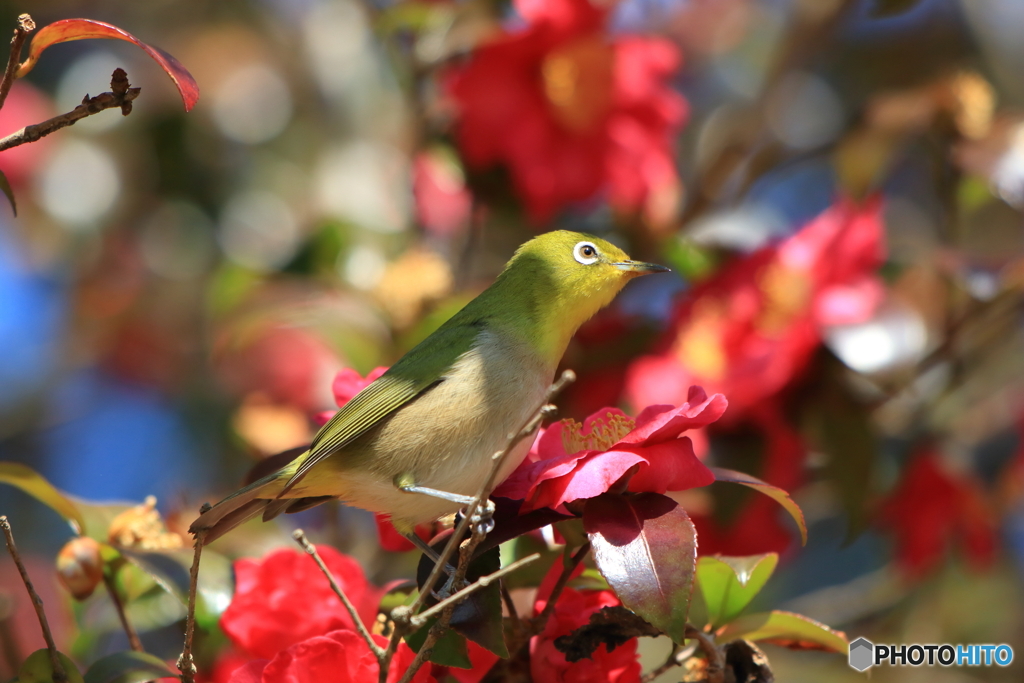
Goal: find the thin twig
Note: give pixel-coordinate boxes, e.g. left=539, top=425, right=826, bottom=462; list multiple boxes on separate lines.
left=411, top=370, right=576, bottom=617
left=532, top=542, right=591, bottom=635
left=640, top=641, right=696, bottom=683
left=411, top=553, right=540, bottom=629
left=500, top=583, right=519, bottom=624
left=102, top=573, right=143, bottom=652
left=686, top=627, right=724, bottom=683
left=385, top=370, right=576, bottom=683
left=293, top=529, right=385, bottom=658
left=177, top=517, right=207, bottom=683
left=0, top=68, right=140, bottom=153
left=0, top=14, right=33, bottom=113
left=0, top=516, right=68, bottom=683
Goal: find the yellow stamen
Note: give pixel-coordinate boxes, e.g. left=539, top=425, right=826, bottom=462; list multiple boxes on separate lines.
left=562, top=411, right=636, bottom=454
left=541, top=35, right=614, bottom=133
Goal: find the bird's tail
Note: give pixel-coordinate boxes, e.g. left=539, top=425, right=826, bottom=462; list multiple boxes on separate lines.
left=189, top=473, right=281, bottom=545
left=189, top=464, right=336, bottom=545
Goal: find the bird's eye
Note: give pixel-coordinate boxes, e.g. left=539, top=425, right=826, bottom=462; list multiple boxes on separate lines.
left=573, top=241, right=600, bottom=265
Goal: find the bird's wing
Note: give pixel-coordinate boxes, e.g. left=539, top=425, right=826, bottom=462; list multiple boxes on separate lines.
left=280, top=316, right=484, bottom=493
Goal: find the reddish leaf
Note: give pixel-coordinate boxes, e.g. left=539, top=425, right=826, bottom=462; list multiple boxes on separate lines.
left=583, top=492, right=696, bottom=644
left=710, top=468, right=808, bottom=546
left=16, top=19, right=199, bottom=111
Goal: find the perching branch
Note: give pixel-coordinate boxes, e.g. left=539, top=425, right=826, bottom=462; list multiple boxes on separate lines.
left=0, top=14, right=33, bottom=113
left=1, top=516, right=68, bottom=683
left=102, top=572, right=144, bottom=652
left=686, top=626, right=725, bottom=683
left=176, top=508, right=208, bottom=683
left=0, top=67, right=140, bottom=153
left=384, top=369, right=576, bottom=683
left=293, top=529, right=385, bottom=658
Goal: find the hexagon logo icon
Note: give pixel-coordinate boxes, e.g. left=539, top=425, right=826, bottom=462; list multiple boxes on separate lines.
left=849, top=637, right=874, bottom=671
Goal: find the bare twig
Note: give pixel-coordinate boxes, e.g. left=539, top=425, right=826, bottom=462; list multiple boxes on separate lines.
left=412, top=369, right=576, bottom=617
left=640, top=641, right=697, bottom=683
left=384, top=370, right=576, bottom=683
left=0, top=516, right=68, bottom=683
left=177, top=514, right=207, bottom=683
left=686, top=627, right=724, bottom=683
left=102, top=573, right=143, bottom=652
left=410, top=553, right=540, bottom=629
left=293, top=529, right=385, bottom=658
left=532, top=542, right=591, bottom=635
left=0, top=68, right=140, bottom=153
left=0, top=14, right=33, bottom=113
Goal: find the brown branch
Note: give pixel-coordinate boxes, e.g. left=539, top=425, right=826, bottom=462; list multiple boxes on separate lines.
left=531, top=542, right=591, bottom=635
left=0, top=516, right=68, bottom=683
left=640, top=642, right=693, bottom=683
left=384, top=370, right=576, bottom=683
left=177, top=513, right=208, bottom=683
left=0, top=68, right=140, bottom=153
left=293, top=529, right=384, bottom=658
left=0, top=14, right=34, bottom=113
left=686, top=626, right=725, bottom=683
left=411, top=553, right=540, bottom=629
left=101, top=573, right=144, bottom=652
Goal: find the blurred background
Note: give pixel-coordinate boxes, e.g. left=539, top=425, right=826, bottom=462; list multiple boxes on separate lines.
left=1, top=0, right=1024, bottom=680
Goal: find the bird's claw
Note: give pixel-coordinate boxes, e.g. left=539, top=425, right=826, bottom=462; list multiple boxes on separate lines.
left=470, top=499, right=496, bottom=536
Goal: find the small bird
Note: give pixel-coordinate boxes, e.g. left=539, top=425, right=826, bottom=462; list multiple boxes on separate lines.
left=190, top=230, right=668, bottom=544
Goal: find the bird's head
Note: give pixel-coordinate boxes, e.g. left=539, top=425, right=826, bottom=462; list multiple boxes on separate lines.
left=498, top=230, right=669, bottom=350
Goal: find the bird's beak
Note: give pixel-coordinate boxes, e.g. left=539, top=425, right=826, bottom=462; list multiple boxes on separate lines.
left=613, top=260, right=671, bottom=275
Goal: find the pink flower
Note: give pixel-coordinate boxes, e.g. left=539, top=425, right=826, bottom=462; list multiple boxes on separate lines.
left=449, top=0, right=686, bottom=222
left=626, top=196, right=885, bottom=417
left=220, top=546, right=386, bottom=660
left=496, top=386, right=726, bottom=512
left=413, top=149, right=472, bottom=237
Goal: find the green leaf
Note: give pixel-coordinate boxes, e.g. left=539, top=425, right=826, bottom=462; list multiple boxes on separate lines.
left=583, top=492, right=697, bottom=644
left=717, top=610, right=849, bottom=654
left=0, top=462, right=84, bottom=534
left=116, top=547, right=193, bottom=605
left=0, top=168, right=15, bottom=216
left=83, top=651, right=177, bottom=683
left=404, top=616, right=472, bottom=668
left=710, top=468, right=807, bottom=546
left=449, top=546, right=507, bottom=658
left=696, top=554, right=778, bottom=630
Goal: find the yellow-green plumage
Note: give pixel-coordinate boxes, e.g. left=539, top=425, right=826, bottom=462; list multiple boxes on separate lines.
left=190, top=230, right=667, bottom=543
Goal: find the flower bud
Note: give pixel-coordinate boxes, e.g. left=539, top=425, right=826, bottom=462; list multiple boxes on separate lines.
left=56, top=537, right=104, bottom=600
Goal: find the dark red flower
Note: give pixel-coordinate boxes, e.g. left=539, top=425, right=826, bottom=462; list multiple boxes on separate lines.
left=449, top=0, right=686, bottom=222
left=495, top=386, right=726, bottom=512
left=626, top=197, right=885, bottom=417
left=878, top=450, right=997, bottom=578
left=530, top=558, right=641, bottom=683
left=220, top=546, right=386, bottom=660
left=226, top=631, right=434, bottom=683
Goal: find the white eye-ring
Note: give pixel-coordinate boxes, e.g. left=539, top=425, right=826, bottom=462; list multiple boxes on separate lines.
left=573, top=241, right=600, bottom=265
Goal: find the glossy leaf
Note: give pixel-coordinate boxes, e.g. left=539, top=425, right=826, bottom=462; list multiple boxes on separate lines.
left=83, top=650, right=177, bottom=683
left=710, top=468, right=808, bottom=546
left=717, top=610, right=849, bottom=654
left=697, top=553, right=778, bottom=629
left=583, top=492, right=696, bottom=644
left=16, top=19, right=199, bottom=111
left=0, top=168, right=15, bottom=216
left=0, top=462, right=84, bottom=534
left=116, top=546, right=192, bottom=605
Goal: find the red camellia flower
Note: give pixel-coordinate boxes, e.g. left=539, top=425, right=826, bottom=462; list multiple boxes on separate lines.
left=530, top=558, right=641, bottom=683
left=878, top=450, right=997, bottom=578
left=626, top=196, right=885, bottom=417
left=449, top=0, right=687, bottom=222
left=315, top=366, right=389, bottom=425
left=220, top=546, right=386, bottom=660
left=226, top=630, right=434, bottom=683
left=496, top=386, right=726, bottom=512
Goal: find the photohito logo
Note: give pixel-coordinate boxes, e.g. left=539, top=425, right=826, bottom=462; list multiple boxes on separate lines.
left=848, top=637, right=1014, bottom=671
